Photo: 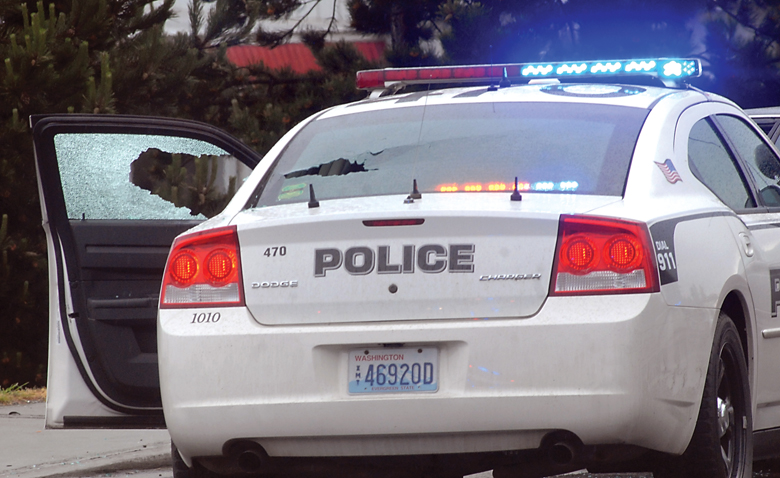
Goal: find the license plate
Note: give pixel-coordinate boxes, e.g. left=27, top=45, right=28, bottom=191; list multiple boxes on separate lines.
left=348, top=347, right=438, bottom=394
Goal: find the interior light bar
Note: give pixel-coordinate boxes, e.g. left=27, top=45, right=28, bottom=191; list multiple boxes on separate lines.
left=356, top=58, right=701, bottom=90
left=434, top=181, right=578, bottom=193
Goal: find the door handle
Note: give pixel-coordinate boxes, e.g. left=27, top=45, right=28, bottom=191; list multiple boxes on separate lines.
left=739, top=232, right=754, bottom=257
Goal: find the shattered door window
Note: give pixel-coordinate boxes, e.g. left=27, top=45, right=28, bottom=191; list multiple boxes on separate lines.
left=54, top=133, right=252, bottom=220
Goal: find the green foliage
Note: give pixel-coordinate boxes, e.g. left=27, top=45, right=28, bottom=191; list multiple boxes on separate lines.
left=437, top=0, right=494, bottom=64
left=0, top=0, right=76, bottom=387
left=1, top=381, right=28, bottom=392
left=0, top=0, right=777, bottom=391
left=135, top=152, right=238, bottom=218
left=700, top=0, right=780, bottom=107
left=2, top=0, right=779, bottom=392
left=201, top=0, right=259, bottom=47
left=0, top=0, right=179, bottom=387
left=349, top=0, right=441, bottom=66
left=224, top=40, right=375, bottom=154
left=157, top=152, right=189, bottom=207
left=436, top=0, right=704, bottom=63
left=350, top=0, right=780, bottom=106
left=0, top=382, right=45, bottom=404
left=0, top=0, right=377, bottom=387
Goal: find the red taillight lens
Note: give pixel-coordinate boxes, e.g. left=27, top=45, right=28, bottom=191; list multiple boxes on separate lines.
left=160, top=226, right=244, bottom=308
left=562, top=236, right=597, bottom=272
left=604, top=235, right=642, bottom=271
left=170, top=251, right=198, bottom=284
left=551, top=215, right=659, bottom=295
left=205, top=250, right=236, bottom=284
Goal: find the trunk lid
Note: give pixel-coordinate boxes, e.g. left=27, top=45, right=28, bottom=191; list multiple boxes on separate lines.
left=234, top=193, right=619, bottom=325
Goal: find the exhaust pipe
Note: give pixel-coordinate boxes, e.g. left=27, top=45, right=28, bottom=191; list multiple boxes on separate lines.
left=548, top=441, right=576, bottom=465
left=237, top=449, right=266, bottom=473
left=492, top=432, right=585, bottom=478
left=225, top=441, right=269, bottom=473
left=540, top=431, right=583, bottom=466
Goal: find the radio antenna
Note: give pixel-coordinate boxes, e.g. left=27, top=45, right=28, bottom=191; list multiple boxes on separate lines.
left=488, top=45, right=498, bottom=91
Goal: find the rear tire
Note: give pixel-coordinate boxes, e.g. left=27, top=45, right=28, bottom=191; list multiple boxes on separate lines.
left=656, top=312, right=752, bottom=478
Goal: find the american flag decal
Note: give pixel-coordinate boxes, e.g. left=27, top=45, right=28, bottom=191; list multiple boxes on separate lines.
left=655, top=159, right=682, bottom=184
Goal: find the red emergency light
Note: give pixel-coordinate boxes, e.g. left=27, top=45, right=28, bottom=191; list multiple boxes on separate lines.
left=356, top=59, right=702, bottom=90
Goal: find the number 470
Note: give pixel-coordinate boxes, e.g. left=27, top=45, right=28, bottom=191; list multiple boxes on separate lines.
left=264, top=246, right=287, bottom=257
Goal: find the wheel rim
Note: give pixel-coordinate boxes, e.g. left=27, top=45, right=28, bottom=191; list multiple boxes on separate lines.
left=716, top=342, right=745, bottom=478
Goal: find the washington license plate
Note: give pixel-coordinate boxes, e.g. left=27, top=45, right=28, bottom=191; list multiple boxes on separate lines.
left=348, top=347, right=438, bottom=394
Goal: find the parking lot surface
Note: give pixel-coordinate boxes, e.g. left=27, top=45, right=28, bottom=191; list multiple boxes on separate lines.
left=0, top=402, right=170, bottom=478
left=5, top=401, right=779, bottom=478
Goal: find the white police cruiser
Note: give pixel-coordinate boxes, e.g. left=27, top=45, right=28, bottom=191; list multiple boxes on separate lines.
left=33, top=59, right=780, bottom=478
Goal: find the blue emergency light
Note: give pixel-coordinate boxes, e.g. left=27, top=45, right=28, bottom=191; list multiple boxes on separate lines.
left=356, top=58, right=701, bottom=90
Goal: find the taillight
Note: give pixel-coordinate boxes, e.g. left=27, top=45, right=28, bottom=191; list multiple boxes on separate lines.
left=562, top=236, right=597, bottom=272
left=551, top=215, right=659, bottom=295
left=170, top=251, right=198, bottom=284
left=160, top=226, right=244, bottom=308
left=205, top=250, right=236, bottom=284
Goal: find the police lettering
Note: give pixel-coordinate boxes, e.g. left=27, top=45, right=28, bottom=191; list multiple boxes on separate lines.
left=315, top=244, right=475, bottom=277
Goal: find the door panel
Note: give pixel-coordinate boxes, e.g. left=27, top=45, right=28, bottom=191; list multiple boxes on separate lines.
left=67, top=221, right=197, bottom=407
left=712, top=113, right=780, bottom=430
left=32, top=115, right=262, bottom=427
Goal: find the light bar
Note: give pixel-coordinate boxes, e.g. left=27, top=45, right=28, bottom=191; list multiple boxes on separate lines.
left=356, top=58, right=701, bottom=90
left=434, top=180, right=579, bottom=193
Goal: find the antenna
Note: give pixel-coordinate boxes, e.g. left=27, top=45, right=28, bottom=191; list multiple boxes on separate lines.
left=499, top=67, right=511, bottom=88
left=510, top=177, right=522, bottom=202
left=409, top=179, right=422, bottom=199
left=308, top=184, right=320, bottom=208
left=488, top=45, right=498, bottom=91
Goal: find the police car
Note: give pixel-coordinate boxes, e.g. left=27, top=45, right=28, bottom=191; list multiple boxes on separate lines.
left=33, top=58, right=780, bottom=478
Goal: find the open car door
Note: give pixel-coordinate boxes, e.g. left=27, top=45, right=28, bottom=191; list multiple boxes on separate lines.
left=748, top=107, right=780, bottom=147
left=32, top=115, right=262, bottom=428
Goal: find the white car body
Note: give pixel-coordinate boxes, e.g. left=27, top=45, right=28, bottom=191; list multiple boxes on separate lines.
left=33, top=61, right=780, bottom=477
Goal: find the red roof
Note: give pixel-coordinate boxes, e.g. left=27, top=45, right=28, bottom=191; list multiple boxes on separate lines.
left=226, top=42, right=385, bottom=74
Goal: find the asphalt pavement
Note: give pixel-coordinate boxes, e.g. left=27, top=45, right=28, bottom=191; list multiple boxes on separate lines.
left=0, top=402, right=559, bottom=478
left=0, top=402, right=171, bottom=478
left=0, top=402, right=665, bottom=478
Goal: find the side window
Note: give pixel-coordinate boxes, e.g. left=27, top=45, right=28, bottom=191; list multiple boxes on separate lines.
left=716, top=114, right=780, bottom=208
left=687, top=118, right=756, bottom=210
left=53, top=133, right=252, bottom=220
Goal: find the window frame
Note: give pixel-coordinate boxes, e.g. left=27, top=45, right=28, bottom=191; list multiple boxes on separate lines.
left=686, top=115, right=759, bottom=213
left=710, top=113, right=780, bottom=213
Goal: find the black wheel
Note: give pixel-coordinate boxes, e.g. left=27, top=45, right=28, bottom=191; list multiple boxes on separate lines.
left=657, top=312, right=752, bottom=478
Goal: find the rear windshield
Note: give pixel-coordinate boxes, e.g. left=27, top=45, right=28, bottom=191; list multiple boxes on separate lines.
left=249, top=102, right=648, bottom=207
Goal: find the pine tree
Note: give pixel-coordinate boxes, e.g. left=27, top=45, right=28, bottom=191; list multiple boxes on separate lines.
left=349, top=0, right=780, bottom=106
left=0, top=0, right=113, bottom=388
left=223, top=39, right=375, bottom=154
left=349, top=0, right=441, bottom=66
left=0, top=0, right=379, bottom=387
left=0, top=0, right=203, bottom=387
left=699, top=0, right=780, bottom=108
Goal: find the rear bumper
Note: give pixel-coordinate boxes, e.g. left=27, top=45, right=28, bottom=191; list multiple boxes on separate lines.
left=158, top=294, right=717, bottom=463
